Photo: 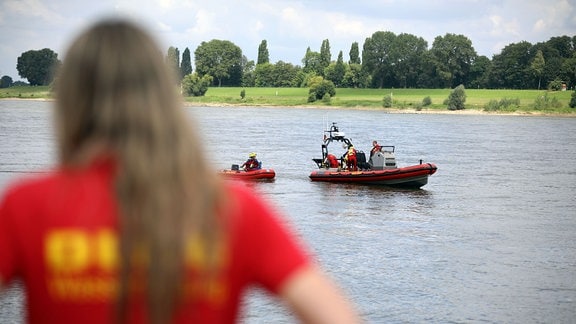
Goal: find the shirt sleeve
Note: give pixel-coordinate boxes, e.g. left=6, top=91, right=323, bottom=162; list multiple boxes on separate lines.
left=0, top=185, right=21, bottom=284
left=231, top=184, right=311, bottom=294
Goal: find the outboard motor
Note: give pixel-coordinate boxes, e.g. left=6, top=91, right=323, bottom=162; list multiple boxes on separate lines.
left=356, top=151, right=369, bottom=170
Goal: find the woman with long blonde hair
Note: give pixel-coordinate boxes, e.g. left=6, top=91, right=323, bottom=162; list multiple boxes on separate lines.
left=0, top=18, right=361, bottom=323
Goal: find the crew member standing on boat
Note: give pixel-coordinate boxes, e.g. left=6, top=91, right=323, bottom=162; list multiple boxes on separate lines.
left=242, top=152, right=261, bottom=171
left=344, top=145, right=358, bottom=171
left=370, top=140, right=381, bottom=157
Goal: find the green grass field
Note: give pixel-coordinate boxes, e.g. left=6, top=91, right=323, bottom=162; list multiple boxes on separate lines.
left=2, top=85, right=574, bottom=114
left=1, top=86, right=52, bottom=99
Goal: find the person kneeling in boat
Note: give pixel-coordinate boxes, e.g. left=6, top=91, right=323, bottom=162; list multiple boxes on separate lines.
left=242, top=152, right=261, bottom=171
left=324, top=153, right=340, bottom=169
left=344, top=145, right=358, bottom=171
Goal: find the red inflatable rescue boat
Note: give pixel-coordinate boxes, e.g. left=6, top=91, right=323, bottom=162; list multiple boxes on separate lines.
left=310, top=122, right=437, bottom=188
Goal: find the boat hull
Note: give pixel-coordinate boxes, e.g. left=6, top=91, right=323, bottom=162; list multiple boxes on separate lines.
left=309, top=163, right=437, bottom=188
left=219, top=168, right=276, bottom=181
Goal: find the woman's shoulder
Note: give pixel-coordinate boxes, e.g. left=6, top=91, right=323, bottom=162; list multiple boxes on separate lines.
left=1, top=171, right=57, bottom=199
left=1, top=159, right=114, bottom=203
left=223, top=181, right=260, bottom=201
left=221, top=181, right=278, bottom=219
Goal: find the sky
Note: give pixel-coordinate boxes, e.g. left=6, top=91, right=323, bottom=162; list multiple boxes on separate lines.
left=1, top=0, right=575, bottom=82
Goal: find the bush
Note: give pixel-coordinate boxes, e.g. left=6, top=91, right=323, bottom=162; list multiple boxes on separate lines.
left=533, top=93, right=562, bottom=110
left=446, top=84, right=466, bottom=110
left=322, top=93, right=331, bottom=104
left=182, top=73, right=213, bottom=97
left=382, top=94, right=392, bottom=108
left=240, top=89, right=246, bottom=99
left=484, top=98, right=520, bottom=112
left=308, top=78, right=336, bottom=101
left=0, top=75, right=13, bottom=88
left=308, top=92, right=317, bottom=103
left=570, top=90, right=576, bottom=108
left=547, top=79, right=563, bottom=91
left=422, top=96, right=432, bottom=106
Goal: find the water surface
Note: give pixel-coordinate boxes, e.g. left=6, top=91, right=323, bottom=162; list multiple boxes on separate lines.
left=1, top=100, right=575, bottom=323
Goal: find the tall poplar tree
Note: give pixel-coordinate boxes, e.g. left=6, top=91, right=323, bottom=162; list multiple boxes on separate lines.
left=329, top=51, right=346, bottom=87
left=165, top=46, right=180, bottom=83
left=257, top=40, right=270, bottom=65
left=530, top=49, right=545, bottom=90
left=349, top=42, right=360, bottom=64
left=180, top=47, right=192, bottom=80
left=320, top=39, right=331, bottom=72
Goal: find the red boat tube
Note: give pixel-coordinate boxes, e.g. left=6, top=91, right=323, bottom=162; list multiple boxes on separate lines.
left=219, top=168, right=276, bottom=181
left=309, top=163, right=437, bottom=188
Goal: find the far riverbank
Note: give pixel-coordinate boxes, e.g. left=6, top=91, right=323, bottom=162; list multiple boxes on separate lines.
left=2, top=95, right=575, bottom=117
left=181, top=101, right=576, bottom=117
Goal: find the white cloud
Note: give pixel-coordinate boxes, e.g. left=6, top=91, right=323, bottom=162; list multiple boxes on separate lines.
left=533, top=19, right=546, bottom=33
left=3, top=0, right=63, bottom=22
left=328, top=14, right=366, bottom=38
left=489, top=15, right=520, bottom=38
left=156, top=21, right=172, bottom=32
left=253, top=20, right=264, bottom=33
left=280, top=6, right=308, bottom=36
left=187, top=9, right=217, bottom=36
left=155, top=0, right=174, bottom=10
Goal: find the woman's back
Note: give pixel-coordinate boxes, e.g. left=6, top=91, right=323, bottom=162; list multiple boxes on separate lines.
left=0, top=158, right=309, bottom=323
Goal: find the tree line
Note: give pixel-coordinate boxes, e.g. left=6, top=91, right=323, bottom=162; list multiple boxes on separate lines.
left=3, top=31, right=575, bottom=92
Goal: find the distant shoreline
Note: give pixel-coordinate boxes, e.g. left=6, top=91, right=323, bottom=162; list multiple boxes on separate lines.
left=181, top=101, right=576, bottom=117
left=2, top=98, right=574, bottom=117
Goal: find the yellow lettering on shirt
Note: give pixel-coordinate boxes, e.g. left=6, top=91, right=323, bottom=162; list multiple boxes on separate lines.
left=45, top=230, right=91, bottom=273
left=45, top=229, right=118, bottom=273
left=44, top=228, right=229, bottom=304
left=48, top=276, right=117, bottom=301
left=184, top=236, right=227, bottom=270
left=95, top=229, right=118, bottom=271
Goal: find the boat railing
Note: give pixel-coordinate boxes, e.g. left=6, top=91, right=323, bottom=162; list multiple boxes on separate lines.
left=381, top=145, right=395, bottom=153
left=312, top=158, right=323, bottom=168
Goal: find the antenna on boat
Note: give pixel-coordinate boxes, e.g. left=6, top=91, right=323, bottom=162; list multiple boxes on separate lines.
left=322, top=116, right=327, bottom=139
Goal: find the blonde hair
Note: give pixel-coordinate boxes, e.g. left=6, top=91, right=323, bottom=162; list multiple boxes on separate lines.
left=55, top=19, right=225, bottom=323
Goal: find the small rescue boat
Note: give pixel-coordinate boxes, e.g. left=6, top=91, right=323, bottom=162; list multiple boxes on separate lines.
left=310, top=123, right=437, bottom=188
left=219, top=164, right=276, bottom=181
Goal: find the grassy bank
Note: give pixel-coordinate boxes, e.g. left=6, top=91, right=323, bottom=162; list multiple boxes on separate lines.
left=186, top=87, right=574, bottom=114
left=2, top=85, right=574, bottom=115
left=1, top=86, right=52, bottom=99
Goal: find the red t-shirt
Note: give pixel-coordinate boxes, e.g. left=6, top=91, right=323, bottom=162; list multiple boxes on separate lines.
left=0, top=158, right=310, bottom=323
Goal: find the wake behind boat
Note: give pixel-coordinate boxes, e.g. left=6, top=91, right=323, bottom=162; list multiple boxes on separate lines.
left=310, top=123, right=437, bottom=188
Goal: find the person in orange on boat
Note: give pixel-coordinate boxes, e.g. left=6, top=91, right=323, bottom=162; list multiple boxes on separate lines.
left=0, top=18, right=362, bottom=324
left=344, top=145, right=358, bottom=171
left=241, top=152, right=261, bottom=171
left=325, top=153, right=339, bottom=168
left=370, top=140, right=381, bottom=158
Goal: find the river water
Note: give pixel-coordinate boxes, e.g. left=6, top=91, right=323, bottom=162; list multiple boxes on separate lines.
left=1, top=100, right=575, bottom=323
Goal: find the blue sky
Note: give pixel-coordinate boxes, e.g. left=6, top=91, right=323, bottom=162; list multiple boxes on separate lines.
left=1, top=0, right=575, bottom=81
